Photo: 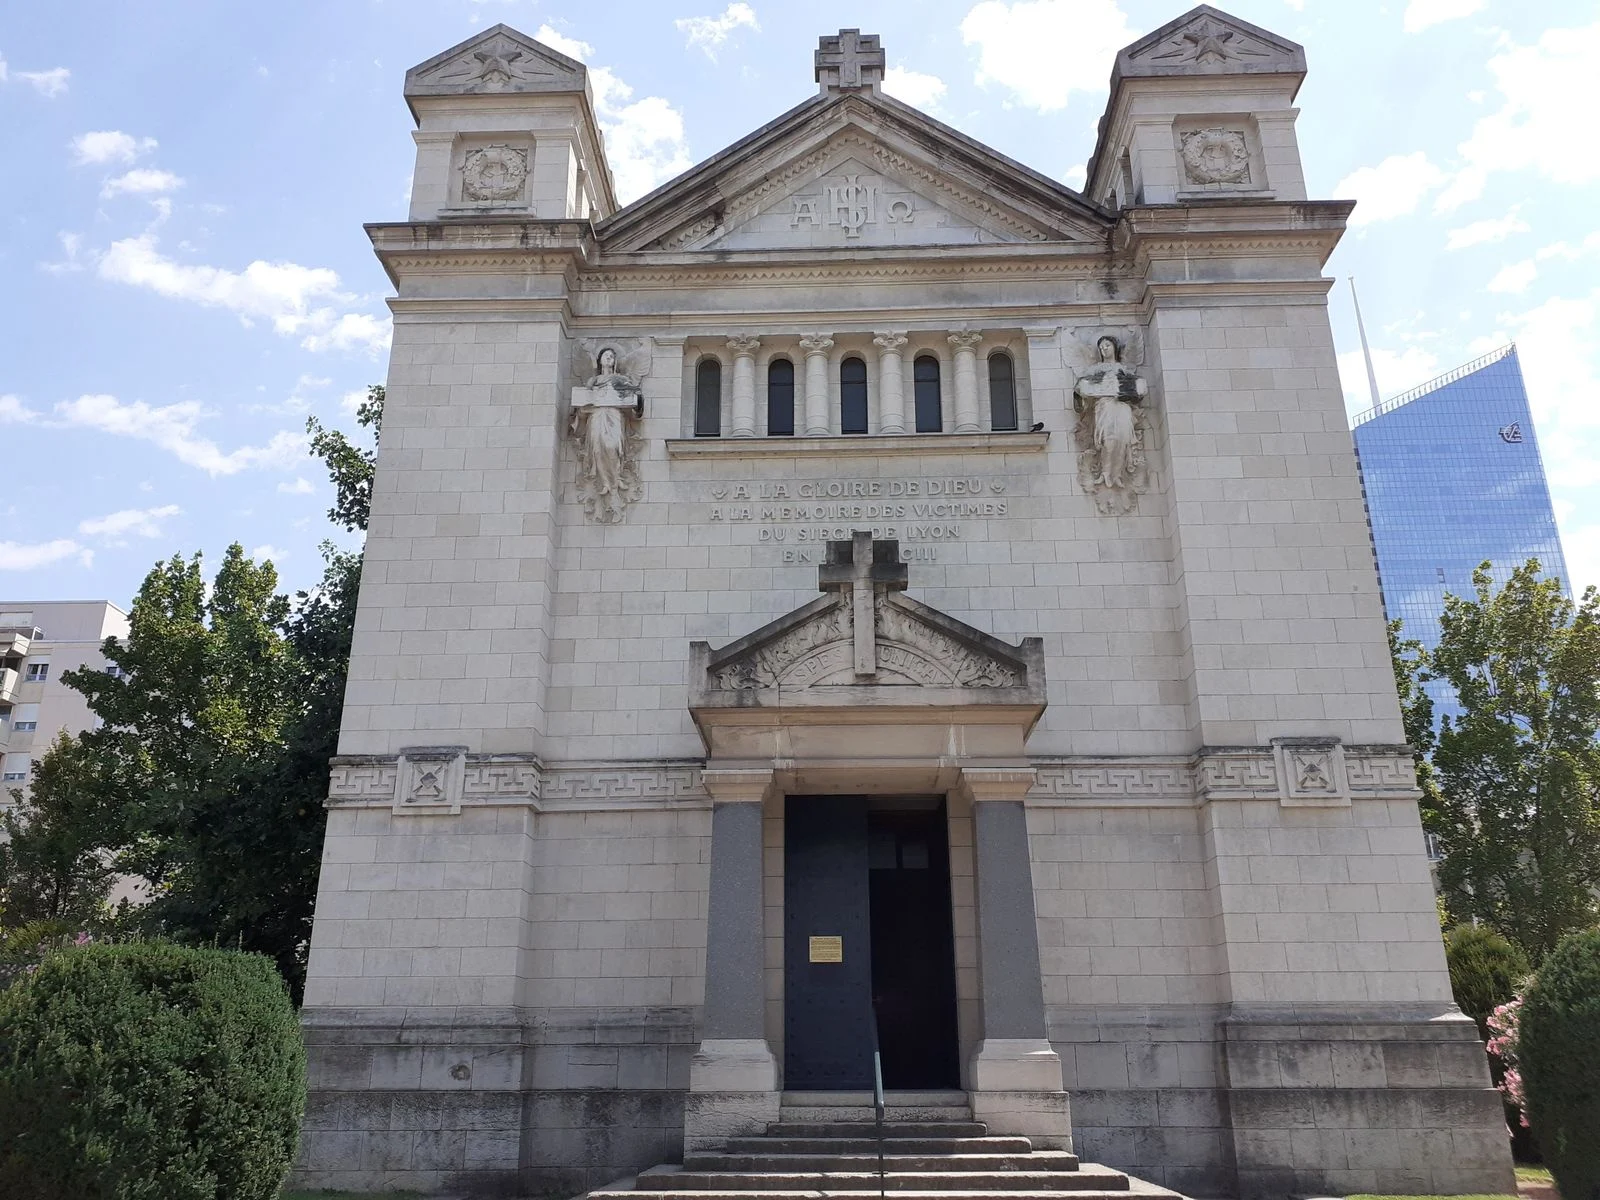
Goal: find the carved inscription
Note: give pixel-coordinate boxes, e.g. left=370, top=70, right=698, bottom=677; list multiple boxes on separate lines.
left=704, top=475, right=1012, bottom=562
left=790, top=172, right=914, bottom=236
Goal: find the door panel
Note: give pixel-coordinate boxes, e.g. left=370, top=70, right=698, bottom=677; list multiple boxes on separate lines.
left=784, top=795, right=874, bottom=1089
left=868, top=806, right=962, bottom=1089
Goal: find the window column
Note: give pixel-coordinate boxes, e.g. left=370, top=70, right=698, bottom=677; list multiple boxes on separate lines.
left=727, top=335, right=761, bottom=438
left=949, top=331, right=984, bottom=433
left=874, top=332, right=909, bottom=434
left=798, top=334, right=834, bottom=435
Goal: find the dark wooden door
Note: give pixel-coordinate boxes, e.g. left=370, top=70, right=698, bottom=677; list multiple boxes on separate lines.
left=784, top=795, right=875, bottom=1089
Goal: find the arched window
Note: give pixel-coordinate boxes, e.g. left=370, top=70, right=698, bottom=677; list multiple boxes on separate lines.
left=694, top=358, right=722, bottom=437
left=913, top=354, right=942, bottom=433
left=988, top=351, right=1018, bottom=431
left=767, top=358, right=795, bottom=436
left=840, top=356, right=868, bottom=435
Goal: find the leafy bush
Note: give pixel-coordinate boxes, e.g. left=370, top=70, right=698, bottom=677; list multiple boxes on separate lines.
left=0, top=941, right=306, bottom=1200
left=1446, top=923, right=1530, bottom=1036
left=1519, top=928, right=1600, bottom=1200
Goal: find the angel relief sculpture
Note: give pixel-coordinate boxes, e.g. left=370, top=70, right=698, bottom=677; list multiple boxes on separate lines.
left=1073, top=335, right=1150, bottom=515
left=569, top=347, right=645, bottom=523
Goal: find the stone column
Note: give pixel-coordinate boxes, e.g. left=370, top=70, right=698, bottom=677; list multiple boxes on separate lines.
left=727, top=335, right=761, bottom=438
left=873, top=332, right=909, bottom=434
left=949, top=331, right=984, bottom=433
left=799, top=334, right=834, bottom=435
left=961, top=766, right=1072, bottom=1151
left=685, top=768, right=779, bottom=1152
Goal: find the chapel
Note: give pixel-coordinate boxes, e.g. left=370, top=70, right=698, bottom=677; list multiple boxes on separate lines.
left=297, top=8, right=1514, bottom=1197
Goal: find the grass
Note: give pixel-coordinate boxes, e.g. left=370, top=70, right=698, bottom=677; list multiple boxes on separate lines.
left=1346, top=1194, right=1517, bottom=1200
left=1517, top=1166, right=1556, bottom=1185
left=281, top=1192, right=422, bottom=1199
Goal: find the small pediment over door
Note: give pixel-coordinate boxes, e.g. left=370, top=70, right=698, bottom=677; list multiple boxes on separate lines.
left=689, top=533, right=1045, bottom=735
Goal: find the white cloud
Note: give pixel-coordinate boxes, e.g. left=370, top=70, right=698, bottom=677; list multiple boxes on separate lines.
left=1445, top=208, right=1529, bottom=250
left=882, top=67, right=947, bottom=110
left=249, top=544, right=288, bottom=564
left=674, top=4, right=759, bottom=60
left=54, top=393, right=307, bottom=477
left=278, top=477, right=316, bottom=495
left=17, top=67, right=69, bottom=97
left=339, top=388, right=369, bottom=415
left=1402, top=0, right=1486, bottom=33
left=96, top=233, right=391, bottom=355
left=0, top=395, right=41, bottom=424
left=536, top=25, right=692, bottom=204
left=1337, top=345, right=1441, bottom=417
left=0, top=540, right=92, bottom=570
left=71, top=130, right=157, bottom=165
left=40, top=231, right=87, bottom=274
left=1487, top=260, right=1537, bottom=294
left=78, top=504, right=182, bottom=541
left=100, top=168, right=185, bottom=199
left=1062, top=162, right=1088, bottom=190
left=0, top=52, right=6, bottom=82
left=1534, top=231, right=1600, bottom=263
left=1334, top=152, right=1447, bottom=226
left=959, top=0, right=1136, bottom=112
left=1438, top=19, right=1600, bottom=210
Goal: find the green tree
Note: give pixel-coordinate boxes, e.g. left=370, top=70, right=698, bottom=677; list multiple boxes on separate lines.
left=1444, top=922, right=1530, bottom=1037
left=0, top=733, right=119, bottom=932
left=1430, top=559, right=1600, bottom=961
left=305, top=384, right=383, bottom=533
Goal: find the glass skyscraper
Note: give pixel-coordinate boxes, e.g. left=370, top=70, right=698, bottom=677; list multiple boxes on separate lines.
left=1352, top=344, right=1570, bottom=720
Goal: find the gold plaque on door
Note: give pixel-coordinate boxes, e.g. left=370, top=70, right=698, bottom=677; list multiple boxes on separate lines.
left=808, top=935, right=843, bottom=963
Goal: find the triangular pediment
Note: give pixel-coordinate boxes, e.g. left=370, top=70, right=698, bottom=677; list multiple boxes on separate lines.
left=690, top=591, right=1043, bottom=702
left=405, top=23, right=587, bottom=105
left=601, top=92, right=1111, bottom=254
left=1117, top=5, right=1304, bottom=80
left=692, top=140, right=1037, bottom=250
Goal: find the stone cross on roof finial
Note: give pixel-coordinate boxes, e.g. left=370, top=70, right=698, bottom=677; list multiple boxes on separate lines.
left=819, top=531, right=908, bottom=678
left=815, top=29, right=886, bottom=93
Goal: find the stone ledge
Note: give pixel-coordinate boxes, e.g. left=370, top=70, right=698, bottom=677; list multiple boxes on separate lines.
left=665, top=431, right=1050, bottom=459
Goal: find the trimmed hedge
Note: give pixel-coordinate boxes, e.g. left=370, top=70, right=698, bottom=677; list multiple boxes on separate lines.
left=1445, top=922, right=1529, bottom=1036
left=1519, top=927, right=1600, bottom=1200
left=0, top=941, right=306, bottom=1200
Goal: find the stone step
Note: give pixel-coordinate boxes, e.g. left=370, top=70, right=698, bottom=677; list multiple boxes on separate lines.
left=638, top=1166, right=1131, bottom=1192
left=765, top=1122, right=989, bottom=1139
left=780, top=1105, right=974, bottom=1123
left=685, top=1152, right=1082, bottom=1174
left=722, top=1137, right=1035, bottom=1156
left=604, top=1192, right=1159, bottom=1200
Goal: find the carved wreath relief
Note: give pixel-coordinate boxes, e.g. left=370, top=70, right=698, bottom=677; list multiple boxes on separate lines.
left=461, top=144, right=529, bottom=203
left=569, top=346, right=645, bottom=523
left=1073, top=335, right=1150, bottom=515
left=1180, top=128, right=1251, bottom=186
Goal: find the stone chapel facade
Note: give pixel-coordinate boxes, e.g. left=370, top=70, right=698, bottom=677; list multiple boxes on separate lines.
left=297, top=8, right=1514, bottom=1197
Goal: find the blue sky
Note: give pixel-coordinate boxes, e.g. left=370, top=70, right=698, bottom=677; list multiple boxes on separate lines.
left=3, top=0, right=1597, bottom=606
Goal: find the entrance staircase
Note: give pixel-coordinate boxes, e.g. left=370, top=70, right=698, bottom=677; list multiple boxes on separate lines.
left=587, top=1093, right=1186, bottom=1200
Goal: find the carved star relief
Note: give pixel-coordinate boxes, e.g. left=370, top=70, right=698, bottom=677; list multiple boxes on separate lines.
left=1181, top=21, right=1238, bottom=64
left=474, top=46, right=524, bottom=86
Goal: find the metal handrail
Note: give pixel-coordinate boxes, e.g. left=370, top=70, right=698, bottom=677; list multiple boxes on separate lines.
left=873, top=1049, right=886, bottom=1199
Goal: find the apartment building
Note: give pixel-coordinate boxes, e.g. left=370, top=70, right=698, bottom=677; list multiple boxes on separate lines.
left=0, top=601, right=129, bottom=804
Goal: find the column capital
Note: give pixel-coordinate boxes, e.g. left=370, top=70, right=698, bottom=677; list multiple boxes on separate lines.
left=798, top=334, right=835, bottom=354
left=958, top=765, right=1037, bottom=803
left=948, top=330, right=985, bottom=351
left=873, top=332, right=909, bottom=351
left=725, top=334, right=761, bottom=356
left=701, top=766, right=776, bottom=804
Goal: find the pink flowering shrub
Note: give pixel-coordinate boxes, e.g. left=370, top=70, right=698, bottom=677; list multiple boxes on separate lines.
left=1485, top=995, right=1527, bottom=1125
